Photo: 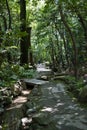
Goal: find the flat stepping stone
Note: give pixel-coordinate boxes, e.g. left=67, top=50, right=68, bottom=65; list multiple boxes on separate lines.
left=22, top=79, right=49, bottom=86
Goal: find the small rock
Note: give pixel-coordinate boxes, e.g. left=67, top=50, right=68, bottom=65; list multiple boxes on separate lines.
left=0, top=125, right=2, bottom=130
left=21, top=117, right=32, bottom=126
left=20, top=117, right=32, bottom=130
left=40, top=75, right=48, bottom=80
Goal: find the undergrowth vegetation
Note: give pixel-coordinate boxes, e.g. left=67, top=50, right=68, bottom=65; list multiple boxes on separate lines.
left=61, top=76, right=87, bottom=103
left=0, top=62, right=35, bottom=88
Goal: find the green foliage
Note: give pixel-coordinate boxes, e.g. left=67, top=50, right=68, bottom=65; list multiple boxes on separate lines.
left=0, top=0, right=87, bottom=86
left=0, top=63, right=35, bottom=88
left=30, top=0, right=87, bottom=75
left=63, top=75, right=84, bottom=99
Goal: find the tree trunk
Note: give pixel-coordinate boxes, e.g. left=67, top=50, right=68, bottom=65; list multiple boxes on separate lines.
left=6, top=0, right=11, bottom=29
left=75, top=10, right=87, bottom=46
left=59, top=5, right=78, bottom=79
left=54, top=22, right=69, bottom=67
left=26, top=27, right=33, bottom=66
left=51, top=24, right=60, bottom=67
left=20, top=0, right=28, bottom=65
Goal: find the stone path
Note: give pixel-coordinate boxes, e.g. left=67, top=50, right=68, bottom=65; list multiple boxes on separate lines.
left=23, top=78, right=49, bottom=86
left=25, top=81, right=87, bottom=130
left=23, top=66, right=87, bottom=130
left=1, top=64, right=87, bottom=130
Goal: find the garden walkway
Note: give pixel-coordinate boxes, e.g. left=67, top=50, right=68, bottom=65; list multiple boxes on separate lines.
left=1, top=63, right=87, bottom=130
left=25, top=63, right=87, bottom=130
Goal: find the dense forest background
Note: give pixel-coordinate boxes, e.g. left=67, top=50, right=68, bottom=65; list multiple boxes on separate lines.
left=0, top=0, right=87, bottom=100
left=0, top=0, right=87, bottom=130
left=1, top=1, right=87, bottom=129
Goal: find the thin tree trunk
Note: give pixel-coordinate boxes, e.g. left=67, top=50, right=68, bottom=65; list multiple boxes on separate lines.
left=26, top=27, right=33, bottom=65
left=6, top=0, right=11, bottom=29
left=59, top=5, right=78, bottom=79
left=49, top=37, right=55, bottom=67
left=54, top=21, right=69, bottom=67
left=51, top=24, right=60, bottom=66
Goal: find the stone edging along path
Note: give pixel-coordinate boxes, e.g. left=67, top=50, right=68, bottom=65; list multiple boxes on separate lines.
left=1, top=90, right=31, bottom=130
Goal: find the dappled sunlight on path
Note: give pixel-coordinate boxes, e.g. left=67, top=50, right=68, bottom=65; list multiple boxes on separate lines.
left=28, top=81, right=87, bottom=130
left=36, top=63, right=51, bottom=72
left=27, top=64, right=87, bottom=130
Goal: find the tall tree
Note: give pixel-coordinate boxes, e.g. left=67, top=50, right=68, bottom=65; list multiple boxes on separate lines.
left=20, top=0, right=28, bottom=65
left=58, top=4, right=78, bottom=79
